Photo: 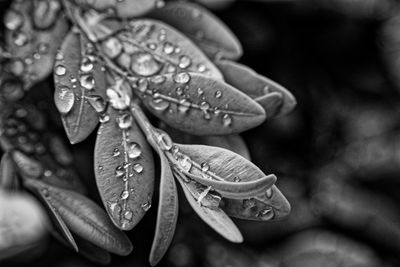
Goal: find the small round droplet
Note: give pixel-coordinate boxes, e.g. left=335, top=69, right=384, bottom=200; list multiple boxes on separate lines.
left=54, top=65, right=66, bottom=76
left=149, top=97, right=169, bottom=111
left=222, top=114, right=232, bottom=127
left=124, top=210, right=133, bottom=220
left=197, top=88, right=204, bottom=96
left=116, top=113, right=133, bottom=130
left=113, top=148, right=120, bottom=157
left=133, top=163, right=143, bottom=173
left=215, top=90, right=222, bottom=99
left=178, top=55, right=191, bottom=69
left=233, top=176, right=241, bottom=182
left=54, top=86, right=75, bottom=114
left=131, top=52, right=161, bottom=77
left=178, top=154, right=192, bottom=172
left=141, top=201, right=152, bottom=211
left=127, top=142, right=142, bottom=159
left=99, top=113, right=110, bottom=123
left=4, top=10, right=24, bottom=30
left=13, top=31, right=28, bottom=47
left=157, top=132, right=173, bottom=151
left=37, top=43, right=49, bottom=54
left=176, top=87, right=183, bottom=96
left=80, top=57, right=94, bottom=73
left=80, top=74, right=95, bottom=90
left=173, top=72, right=191, bottom=84
left=178, top=99, right=191, bottom=113
left=87, top=95, right=107, bottom=113
left=137, top=78, right=148, bottom=93
left=197, top=64, right=206, bottom=72
left=200, top=101, right=210, bottom=111
left=147, top=42, right=157, bottom=50
left=120, top=190, right=129, bottom=200
left=163, top=42, right=174, bottom=54
left=201, top=162, right=210, bottom=172
left=102, top=37, right=122, bottom=59
left=266, top=188, right=273, bottom=198
left=115, top=165, right=124, bottom=178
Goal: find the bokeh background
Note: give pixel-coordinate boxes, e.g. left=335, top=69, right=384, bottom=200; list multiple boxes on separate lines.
left=4, top=0, right=400, bottom=266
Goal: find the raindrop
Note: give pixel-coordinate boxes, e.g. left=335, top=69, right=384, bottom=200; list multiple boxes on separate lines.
left=141, top=201, right=151, bottom=211
left=137, top=78, right=148, bottom=93
left=178, top=154, right=192, bottom=172
left=150, top=75, right=166, bottom=84
left=167, top=65, right=176, bottom=73
left=176, top=87, right=183, bottom=95
left=124, top=210, right=133, bottom=220
left=178, top=99, right=191, bottom=113
left=222, top=114, right=232, bottom=127
left=80, top=57, right=94, bottom=72
left=178, top=55, right=191, bottom=69
left=215, top=90, right=222, bottom=99
left=113, top=148, right=120, bottom=157
left=87, top=95, right=107, bottom=113
left=197, top=64, right=206, bottom=72
left=99, top=113, right=110, bottom=123
left=233, top=176, right=241, bottom=182
left=147, top=42, right=157, bottom=50
left=133, top=163, right=143, bottom=173
left=115, top=165, right=125, bottom=178
left=149, top=97, right=170, bottom=111
left=163, top=42, right=174, bottom=54
left=131, top=52, right=161, bottom=76
left=120, top=190, right=129, bottom=200
left=80, top=74, right=95, bottom=90
left=201, top=162, right=210, bottom=172
left=54, top=86, right=75, bottom=114
left=173, top=72, right=191, bottom=84
left=197, top=88, right=204, bottom=96
left=54, top=65, right=66, bottom=76
left=257, top=208, right=274, bottom=219
left=266, top=188, right=273, bottom=198
left=200, top=101, right=210, bottom=112
left=55, top=51, right=64, bottom=60
left=174, top=46, right=181, bottom=54
left=102, top=37, right=122, bottom=59
left=37, top=43, right=49, bottom=54
left=116, top=113, right=133, bottom=130
left=4, top=9, right=23, bottom=31
left=13, top=31, right=28, bottom=47
left=127, top=142, right=142, bottom=159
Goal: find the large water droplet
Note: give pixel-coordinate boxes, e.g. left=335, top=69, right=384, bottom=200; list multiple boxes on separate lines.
left=54, top=86, right=75, bottom=114
left=201, top=162, right=210, bottom=172
left=116, top=113, right=133, bottom=130
left=173, top=72, right=191, bottom=84
left=106, top=87, right=130, bottom=110
left=178, top=99, right=191, bottom=113
left=102, top=37, right=122, bottom=59
left=124, top=210, right=133, bottom=221
left=80, top=74, right=95, bottom=90
left=127, top=142, right=141, bottom=159
left=120, top=190, right=129, bottom=200
left=131, top=52, right=162, bottom=77
left=149, top=97, right=170, bottom=112
left=163, top=42, right=174, bottom=54
left=4, top=9, right=24, bottom=31
left=99, top=113, right=110, bottom=123
left=54, top=64, right=66, bottom=76
left=116, top=53, right=131, bottom=70
left=87, top=95, right=107, bottom=113
left=133, top=163, right=143, bottom=173
left=80, top=57, right=94, bottom=73
left=178, top=154, right=192, bottom=172
left=13, top=31, right=28, bottom=47
left=178, top=55, right=191, bottom=69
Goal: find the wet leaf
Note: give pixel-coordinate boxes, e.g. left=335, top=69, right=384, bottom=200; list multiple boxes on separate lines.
left=24, top=179, right=133, bottom=255
left=175, top=176, right=243, bottom=243
left=216, top=60, right=296, bottom=117
left=139, top=72, right=266, bottom=135
left=221, top=185, right=291, bottom=221
left=170, top=144, right=276, bottom=199
left=91, top=18, right=222, bottom=79
left=149, top=1, right=242, bottom=59
left=54, top=30, right=107, bottom=144
left=74, top=0, right=156, bottom=18
left=94, top=108, right=155, bottom=230
left=150, top=148, right=178, bottom=266
left=0, top=152, right=19, bottom=190
left=4, top=0, right=68, bottom=88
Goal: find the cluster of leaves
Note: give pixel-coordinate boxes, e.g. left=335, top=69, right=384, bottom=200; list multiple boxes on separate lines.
left=0, top=0, right=296, bottom=265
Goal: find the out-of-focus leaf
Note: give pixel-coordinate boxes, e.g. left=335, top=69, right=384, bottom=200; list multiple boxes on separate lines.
left=24, top=179, right=133, bottom=255
left=149, top=1, right=242, bottom=59
left=75, top=236, right=112, bottom=266
left=0, top=151, right=18, bottom=190
left=0, top=189, right=49, bottom=260
left=54, top=30, right=107, bottom=144
left=216, top=60, right=296, bottom=117
left=170, top=144, right=276, bottom=199
left=4, top=0, right=68, bottom=88
left=175, top=176, right=243, bottom=243
left=94, top=108, right=154, bottom=230
left=221, top=185, right=291, bottom=221
left=150, top=148, right=178, bottom=266
left=139, top=72, right=266, bottom=135
left=74, top=0, right=156, bottom=18
left=91, top=18, right=222, bottom=79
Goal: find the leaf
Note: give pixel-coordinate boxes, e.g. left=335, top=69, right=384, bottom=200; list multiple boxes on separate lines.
left=149, top=1, right=242, bottom=60
left=75, top=236, right=112, bottom=266
left=24, top=179, right=133, bottom=255
left=149, top=148, right=178, bottom=266
left=94, top=107, right=155, bottom=230
left=216, top=60, right=297, bottom=117
left=4, top=0, right=68, bottom=88
left=74, top=0, right=156, bottom=18
left=138, top=72, right=266, bottom=135
left=169, top=144, right=276, bottom=199
left=92, top=18, right=222, bottom=79
left=54, top=29, right=107, bottom=144
left=175, top=176, right=243, bottom=243
left=221, top=185, right=291, bottom=221
left=0, top=152, right=19, bottom=190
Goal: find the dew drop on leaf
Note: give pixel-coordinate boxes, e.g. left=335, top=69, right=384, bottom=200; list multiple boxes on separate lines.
left=80, top=57, right=94, bottom=73
left=4, top=9, right=24, bottom=30
left=222, top=114, right=232, bottom=127
left=163, top=42, right=174, bottom=54
left=80, top=74, right=95, bottom=90
left=116, top=113, right=133, bottom=130
left=13, top=31, right=29, bottom=47
left=178, top=99, right=191, bottom=113
left=149, top=97, right=170, bottom=111
left=141, top=201, right=152, bottom=211
left=120, top=190, right=129, bottom=200
left=87, top=96, right=107, bottom=113
left=102, top=37, right=123, bottom=59
left=178, top=55, right=191, bottom=69
left=124, top=210, right=133, bottom=221
left=137, top=78, right=148, bottom=93
left=200, top=162, right=210, bottom=172
left=173, top=72, right=191, bottom=84
left=131, top=52, right=162, bottom=77
left=127, top=142, right=142, bottom=159
left=266, top=188, right=273, bottom=198
left=54, top=86, right=75, bottom=115
left=115, top=165, right=125, bottom=178
left=99, top=114, right=110, bottom=123
left=177, top=154, right=192, bottom=172
left=133, top=163, right=143, bottom=174
left=54, top=65, right=67, bottom=76
left=113, top=148, right=120, bottom=157
left=215, top=90, right=222, bottom=99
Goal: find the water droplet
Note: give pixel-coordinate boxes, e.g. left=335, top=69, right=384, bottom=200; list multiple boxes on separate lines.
left=201, top=162, right=210, bottom=172
left=233, top=176, right=241, bottom=182
left=257, top=208, right=274, bottom=219
left=149, top=97, right=170, bottom=111
left=150, top=75, right=166, bottom=85
left=4, top=9, right=24, bottom=30
left=120, top=190, right=129, bottom=200
left=87, top=95, right=107, bottom=113
left=54, top=64, right=66, bottom=76
left=167, top=65, right=176, bottom=73
left=173, top=72, right=191, bottom=84
left=113, top=148, right=120, bottom=157
left=99, top=113, right=110, bottom=123
left=178, top=154, right=192, bottom=172
left=131, top=52, right=161, bottom=76
left=41, top=188, right=50, bottom=197
left=157, top=132, right=173, bottom=150
left=215, top=90, right=222, bottom=98
left=107, top=87, right=130, bottom=110
left=127, top=142, right=141, bottom=159
left=163, top=42, right=174, bottom=54
left=98, top=165, right=104, bottom=171
left=197, top=64, right=206, bottom=72
left=115, top=165, right=125, bottom=178
left=117, top=53, right=131, bottom=70
left=176, top=87, right=183, bottom=95
left=141, top=201, right=152, bottom=211
left=37, top=43, right=49, bottom=54
left=200, top=101, right=210, bottom=111
left=102, top=37, right=122, bottom=59
left=147, top=42, right=157, bottom=50
left=80, top=74, right=95, bottom=90
left=197, top=88, right=204, bottom=96
left=155, top=0, right=165, bottom=8
left=178, top=99, right=191, bottom=113
left=124, top=210, right=133, bottom=220
left=54, top=86, right=75, bottom=114
left=116, top=113, right=133, bottom=129
left=80, top=57, right=94, bottom=72
left=55, top=51, right=64, bottom=60
left=175, top=46, right=181, bottom=53
left=266, top=188, right=273, bottom=198
left=133, top=163, right=143, bottom=173
left=137, top=78, right=148, bottom=93
left=13, top=31, right=28, bottom=46
left=222, top=114, right=232, bottom=127
left=172, top=145, right=179, bottom=155
left=178, top=55, right=191, bottom=69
